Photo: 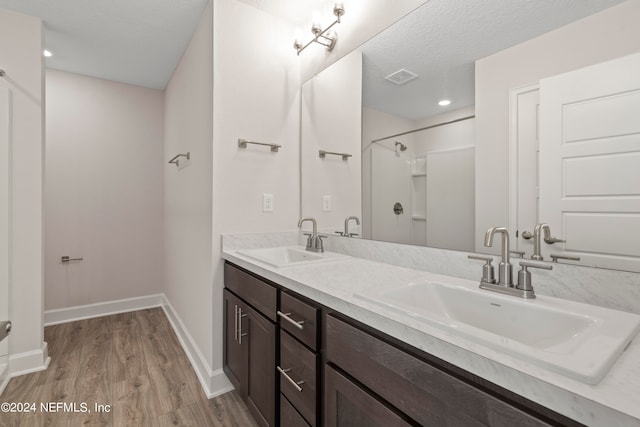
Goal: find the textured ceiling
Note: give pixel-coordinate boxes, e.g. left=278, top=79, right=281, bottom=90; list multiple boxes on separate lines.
left=0, top=0, right=627, bottom=96
left=362, top=0, right=627, bottom=121
left=235, top=0, right=331, bottom=27
left=0, top=0, right=208, bottom=89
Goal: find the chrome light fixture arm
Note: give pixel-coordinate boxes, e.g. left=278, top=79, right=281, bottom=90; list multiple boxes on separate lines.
left=294, top=3, right=345, bottom=55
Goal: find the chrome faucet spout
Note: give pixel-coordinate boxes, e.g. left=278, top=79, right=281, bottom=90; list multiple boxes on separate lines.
left=344, top=216, right=360, bottom=237
left=484, top=227, right=513, bottom=287
left=297, top=217, right=324, bottom=252
left=298, top=217, right=317, bottom=237
left=532, top=223, right=550, bottom=260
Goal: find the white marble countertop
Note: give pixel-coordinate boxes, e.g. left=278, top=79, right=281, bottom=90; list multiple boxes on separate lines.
left=222, top=246, right=640, bottom=427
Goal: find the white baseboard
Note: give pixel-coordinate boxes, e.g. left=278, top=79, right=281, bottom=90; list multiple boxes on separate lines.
left=160, top=296, right=234, bottom=398
left=40, top=293, right=232, bottom=399
left=44, top=294, right=165, bottom=326
left=9, top=341, right=50, bottom=378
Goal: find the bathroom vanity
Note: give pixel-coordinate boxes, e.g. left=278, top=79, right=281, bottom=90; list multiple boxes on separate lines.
left=223, top=261, right=577, bottom=427
left=223, top=233, right=640, bottom=426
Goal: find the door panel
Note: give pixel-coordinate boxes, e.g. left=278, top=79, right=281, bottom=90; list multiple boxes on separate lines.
left=223, top=290, right=246, bottom=396
left=511, top=86, right=540, bottom=257
left=0, top=87, right=10, bottom=363
left=324, top=365, right=412, bottom=427
left=245, top=303, right=276, bottom=427
left=539, top=52, right=640, bottom=271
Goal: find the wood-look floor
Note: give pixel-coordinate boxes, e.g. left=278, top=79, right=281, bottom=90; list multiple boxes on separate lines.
left=0, top=308, right=258, bottom=427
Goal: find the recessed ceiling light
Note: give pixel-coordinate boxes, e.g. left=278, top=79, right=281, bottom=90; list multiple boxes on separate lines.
left=438, top=99, right=451, bottom=106
left=385, top=69, right=418, bottom=85
left=43, top=50, right=53, bottom=57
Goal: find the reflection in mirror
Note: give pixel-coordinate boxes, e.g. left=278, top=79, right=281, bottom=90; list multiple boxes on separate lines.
left=300, top=0, right=640, bottom=272
left=364, top=113, right=475, bottom=251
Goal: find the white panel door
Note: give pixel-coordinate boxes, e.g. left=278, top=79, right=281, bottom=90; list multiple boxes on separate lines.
left=539, top=52, right=640, bottom=271
left=0, top=87, right=10, bottom=374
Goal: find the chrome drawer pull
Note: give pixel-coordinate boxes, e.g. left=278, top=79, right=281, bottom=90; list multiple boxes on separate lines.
left=277, top=311, right=305, bottom=330
left=234, top=305, right=238, bottom=341
left=238, top=307, right=247, bottom=344
left=277, top=366, right=304, bottom=392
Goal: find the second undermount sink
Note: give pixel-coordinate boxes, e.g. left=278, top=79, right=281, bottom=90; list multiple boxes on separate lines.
left=356, top=281, right=640, bottom=384
left=237, top=246, right=347, bottom=268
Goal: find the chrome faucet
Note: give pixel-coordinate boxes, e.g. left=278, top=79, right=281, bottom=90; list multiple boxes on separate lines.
left=298, top=217, right=325, bottom=252
left=475, top=226, right=553, bottom=299
left=532, top=223, right=550, bottom=260
left=484, top=227, right=513, bottom=287
left=344, top=216, right=360, bottom=237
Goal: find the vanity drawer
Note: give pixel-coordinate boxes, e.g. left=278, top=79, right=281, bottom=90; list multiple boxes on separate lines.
left=279, top=292, right=319, bottom=350
left=326, top=315, right=554, bottom=427
left=280, top=394, right=310, bottom=427
left=224, top=263, right=277, bottom=321
left=279, top=330, right=317, bottom=426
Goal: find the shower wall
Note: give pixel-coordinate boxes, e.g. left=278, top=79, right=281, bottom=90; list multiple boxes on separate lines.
left=365, top=106, right=475, bottom=248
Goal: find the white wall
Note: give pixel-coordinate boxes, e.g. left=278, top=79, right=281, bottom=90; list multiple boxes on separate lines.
left=413, top=106, right=475, bottom=154
left=45, top=70, right=164, bottom=310
left=211, top=0, right=300, bottom=381
left=163, top=1, right=217, bottom=391
left=163, top=0, right=300, bottom=396
left=475, top=0, right=640, bottom=252
left=301, top=50, right=362, bottom=232
left=0, top=8, right=47, bottom=374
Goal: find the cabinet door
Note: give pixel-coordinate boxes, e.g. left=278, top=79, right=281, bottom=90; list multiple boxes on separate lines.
left=325, top=365, right=412, bottom=427
left=223, top=289, right=247, bottom=396
left=244, top=303, right=277, bottom=427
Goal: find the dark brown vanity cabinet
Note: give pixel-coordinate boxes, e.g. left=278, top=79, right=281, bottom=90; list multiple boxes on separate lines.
left=223, top=262, right=581, bottom=427
left=325, top=315, right=575, bottom=427
left=224, top=264, right=277, bottom=427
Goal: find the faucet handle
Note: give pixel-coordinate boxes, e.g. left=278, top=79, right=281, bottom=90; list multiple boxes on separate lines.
left=544, top=236, right=565, bottom=244
left=518, top=260, right=553, bottom=270
left=509, top=250, right=525, bottom=259
left=516, top=260, right=552, bottom=295
left=468, top=254, right=493, bottom=262
left=549, top=253, right=581, bottom=263
left=468, top=255, right=496, bottom=285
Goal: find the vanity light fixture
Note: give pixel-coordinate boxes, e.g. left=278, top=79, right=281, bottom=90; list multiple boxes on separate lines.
left=293, top=2, right=345, bottom=55
left=438, top=99, right=451, bottom=106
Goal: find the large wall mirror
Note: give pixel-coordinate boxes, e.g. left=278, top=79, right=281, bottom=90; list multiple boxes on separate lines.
left=301, top=0, right=640, bottom=272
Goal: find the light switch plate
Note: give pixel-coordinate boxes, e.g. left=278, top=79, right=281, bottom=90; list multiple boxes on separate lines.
left=263, top=193, right=274, bottom=212
left=323, top=195, right=331, bottom=211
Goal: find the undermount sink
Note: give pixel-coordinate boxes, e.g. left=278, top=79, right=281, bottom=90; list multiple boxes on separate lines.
left=356, top=281, right=640, bottom=384
left=237, top=246, right=347, bottom=268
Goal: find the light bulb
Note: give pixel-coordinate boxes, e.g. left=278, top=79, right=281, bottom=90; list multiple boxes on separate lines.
left=311, top=11, right=322, bottom=36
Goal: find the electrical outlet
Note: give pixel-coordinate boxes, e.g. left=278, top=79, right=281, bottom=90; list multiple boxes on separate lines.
left=322, top=195, right=332, bottom=212
left=263, top=193, right=274, bottom=212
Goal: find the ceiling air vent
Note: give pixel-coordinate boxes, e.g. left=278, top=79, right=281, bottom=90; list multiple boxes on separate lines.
left=385, top=68, right=418, bottom=85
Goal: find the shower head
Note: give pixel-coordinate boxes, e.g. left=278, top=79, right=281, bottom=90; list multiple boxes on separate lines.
left=395, top=141, right=407, bottom=152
